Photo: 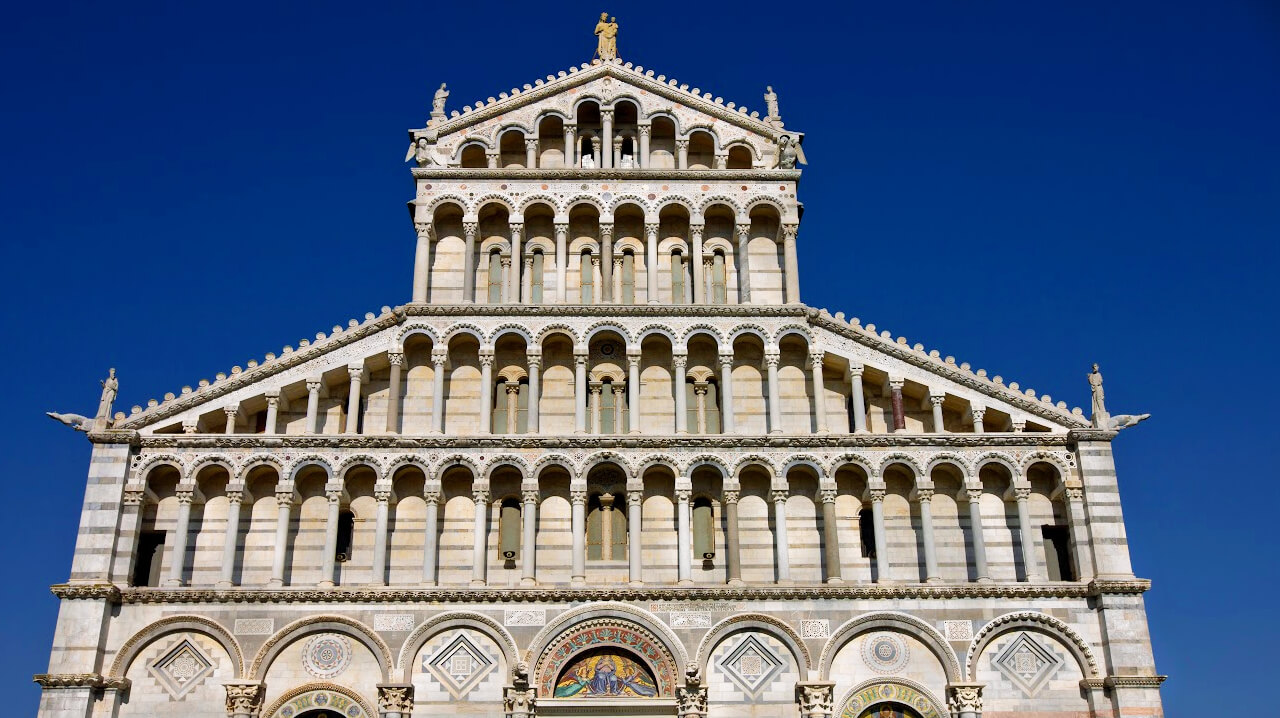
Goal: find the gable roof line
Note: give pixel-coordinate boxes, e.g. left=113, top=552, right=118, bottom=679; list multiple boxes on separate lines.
left=418, top=58, right=790, bottom=141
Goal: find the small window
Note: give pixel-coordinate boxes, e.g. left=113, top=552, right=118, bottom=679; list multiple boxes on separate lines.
left=1042, top=525, right=1075, bottom=581
left=133, top=531, right=166, bottom=587
left=693, top=498, right=715, bottom=559
left=336, top=510, right=355, bottom=562
left=859, top=508, right=876, bottom=559
left=500, top=500, right=521, bottom=559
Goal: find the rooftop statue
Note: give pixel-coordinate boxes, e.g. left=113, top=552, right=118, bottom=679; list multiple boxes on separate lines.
left=594, top=13, right=618, bottom=61
left=405, top=137, right=449, bottom=167
left=97, top=367, right=118, bottom=420
left=432, top=83, right=449, bottom=116
left=764, top=85, right=780, bottom=120
left=1089, top=363, right=1107, bottom=426
left=46, top=411, right=95, bottom=433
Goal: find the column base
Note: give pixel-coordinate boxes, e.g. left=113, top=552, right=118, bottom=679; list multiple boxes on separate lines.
left=469, top=579, right=486, bottom=587
left=318, top=580, right=335, bottom=588
left=571, top=577, right=586, bottom=587
left=165, top=578, right=185, bottom=587
left=520, top=577, right=537, bottom=587
left=925, top=576, right=944, bottom=584
left=727, top=578, right=745, bottom=586
left=215, top=580, right=233, bottom=588
left=677, top=579, right=694, bottom=586
left=775, top=579, right=793, bottom=586
left=825, top=577, right=844, bottom=585
left=628, top=580, right=643, bottom=587
left=268, top=578, right=284, bottom=587
left=975, top=576, right=994, bottom=584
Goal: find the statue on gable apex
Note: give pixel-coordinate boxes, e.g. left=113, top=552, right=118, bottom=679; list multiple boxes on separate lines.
left=764, top=85, right=780, bottom=120
left=432, top=83, right=449, bottom=117
left=594, top=13, right=619, bottom=61
left=97, top=368, right=118, bottom=421
left=1089, top=363, right=1151, bottom=430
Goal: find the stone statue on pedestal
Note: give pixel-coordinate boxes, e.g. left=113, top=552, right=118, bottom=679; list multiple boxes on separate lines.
left=594, top=13, right=619, bottom=61
left=97, top=368, right=118, bottom=420
left=764, top=85, right=780, bottom=120
left=775, top=135, right=807, bottom=169
left=432, top=83, right=449, bottom=116
left=1089, top=363, right=1106, bottom=425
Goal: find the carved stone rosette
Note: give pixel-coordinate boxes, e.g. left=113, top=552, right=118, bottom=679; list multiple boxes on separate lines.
left=796, top=681, right=835, bottom=718
left=223, top=681, right=264, bottom=717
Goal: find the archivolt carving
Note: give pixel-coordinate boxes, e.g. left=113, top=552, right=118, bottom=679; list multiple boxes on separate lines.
left=681, top=324, right=725, bottom=348
left=249, top=614, right=392, bottom=681
left=827, top=453, right=874, bottom=478
left=773, top=323, right=813, bottom=345
left=695, top=613, right=812, bottom=678
left=1020, top=450, right=1072, bottom=479
left=636, top=323, right=678, bottom=345
left=610, top=193, right=651, bottom=214
left=238, top=454, right=285, bottom=481
left=488, top=323, right=536, bottom=346
left=441, top=322, right=486, bottom=345
left=878, top=452, right=925, bottom=479
left=535, top=323, right=577, bottom=345
left=395, top=611, right=518, bottom=682
left=563, top=194, right=606, bottom=214
left=581, top=451, right=634, bottom=478
left=384, top=454, right=431, bottom=480
left=583, top=320, right=633, bottom=344
left=135, top=453, right=186, bottom=481
left=924, top=452, right=972, bottom=479
left=727, top=323, right=769, bottom=344
left=474, top=193, right=516, bottom=214
left=422, top=194, right=469, bottom=216
left=436, top=453, right=482, bottom=480
left=655, top=194, right=696, bottom=214
left=259, top=681, right=378, bottom=718
left=484, top=455, right=531, bottom=482
left=518, top=193, right=560, bottom=214
left=337, top=454, right=384, bottom=480
left=187, top=453, right=236, bottom=479
left=634, top=453, right=680, bottom=477
left=732, top=453, right=777, bottom=479
left=699, top=195, right=742, bottom=215
left=834, top=677, right=949, bottom=718
left=531, top=453, right=575, bottom=480
left=396, top=323, right=440, bottom=347
left=287, top=454, right=334, bottom=482
left=781, top=455, right=826, bottom=481
left=108, top=615, right=243, bottom=679
left=683, top=454, right=732, bottom=477
left=973, top=451, right=1020, bottom=478
left=819, top=611, right=961, bottom=682
left=492, top=122, right=535, bottom=144
left=743, top=194, right=787, bottom=216
left=965, top=611, right=1098, bottom=680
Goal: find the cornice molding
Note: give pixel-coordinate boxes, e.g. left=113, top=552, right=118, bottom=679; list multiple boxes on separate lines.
left=33, top=673, right=130, bottom=691
left=103, top=579, right=1148, bottom=605
left=412, top=168, right=801, bottom=181
left=49, top=583, right=122, bottom=601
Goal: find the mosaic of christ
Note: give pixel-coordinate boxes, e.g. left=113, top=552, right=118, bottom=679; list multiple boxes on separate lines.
left=554, top=651, right=659, bottom=697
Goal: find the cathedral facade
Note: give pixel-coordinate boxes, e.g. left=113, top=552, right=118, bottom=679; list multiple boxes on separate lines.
left=37, top=46, right=1164, bottom=718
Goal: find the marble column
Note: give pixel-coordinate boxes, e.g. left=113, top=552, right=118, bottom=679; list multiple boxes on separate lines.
left=319, top=486, right=342, bottom=587
left=345, top=365, right=364, bottom=434
left=507, top=222, right=523, bottom=303
left=764, top=351, right=782, bottom=434
left=638, top=124, right=651, bottom=168
left=217, top=489, right=244, bottom=587
left=1012, top=485, right=1042, bottom=581
left=889, top=378, right=906, bottom=431
left=848, top=368, right=866, bottom=432
left=563, top=125, right=576, bottom=167
left=645, top=222, right=660, bottom=302
left=612, top=257, right=624, bottom=303
left=115, top=489, right=146, bottom=585
left=591, top=135, right=602, bottom=168
left=676, top=484, right=692, bottom=585
left=521, top=488, right=538, bottom=586
left=462, top=221, right=478, bottom=303
left=735, top=223, right=752, bottom=303
left=703, top=256, right=714, bottom=303
left=385, top=351, right=404, bottom=434
left=691, top=223, right=705, bottom=303
left=869, top=487, right=890, bottom=582
left=164, top=488, right=194, bottom=586
left=782, top=224, right=800, bottom=303
left=526, top=353, right=541, bottom=434
left=371, top=488, right=390, bottom=585
left=600, top=109, right=613, bottom=168
left=264, top=391, right=280, bottom=434
left=719, top=353, right=735, bottom=433
left=1059, top=481, right=1094, bottom=581
left=574, top=352, right=588, bottom=433
left=270, top=490, right=293, bottom=586
left=554, top=222, right=569, bottom=303
left=504, top=383, right=520, bottom=434
left=498, top=257, right=511, bottom=304
left=431, top=351, right=447, bottom=434
left=930, top=393, right=946, bottom=433
left=965, top=488, right=991, bottom=582
left=524, top=138, right=537, bottom=168
left=304, top=378, right=322, bottom=435
left=819, top=487, right=842, bottom=584
left=971, top=407, right=986, bottom=434
left=412, top=223, right=432, bottom=303
left=522, top=256, right=534, bottom=304
left=486, top=151, right=498, bottom=168
left=627, top=353, right=641, bottom=433
left=422, top=490, right=440, bottom=585
left=471, top=488, right=488, bottom=586
left=478, top=351, right=494, bottom=435
left=694, top=384, right=709, bottom=434
left=723, top=490, right=743, bottom=585
left=223, top=405, right=238, bottom=435
left=600, top=224, right=614, bottom=303
left=570, top=489, right=586, bottom=586
left=810, top=352, right=827, bottom=433
left=771, top=489, right=791, bottom=583
left=676, top=139, right=689, bottom=169
left=611, top=385, right=625, bottom=434
left=589, top=382, right=603, bottom=434
left=627, top=492, right=643, bottom=586
left=673, top=353, right=689, bottom=434
left=915, top=487, right=941, bottom=583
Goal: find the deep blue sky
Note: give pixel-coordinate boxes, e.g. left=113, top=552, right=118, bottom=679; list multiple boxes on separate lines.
left=3, top=1, right=1276, bottom=713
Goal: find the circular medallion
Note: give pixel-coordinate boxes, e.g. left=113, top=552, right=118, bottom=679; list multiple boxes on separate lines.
left=862, top=633, right=910, bottom=674
left=600, top=342, right=616, bottom=356
left=303, top=634, right=352, bottom=679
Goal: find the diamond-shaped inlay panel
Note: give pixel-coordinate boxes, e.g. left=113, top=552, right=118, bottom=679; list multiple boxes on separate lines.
left=994, top=633, right=1063, bottom=697
left=717, top=634, right=784, bottom=698
left=425, top=633, right=497, bottom=699
left=148, top=639, right=214, bottom=700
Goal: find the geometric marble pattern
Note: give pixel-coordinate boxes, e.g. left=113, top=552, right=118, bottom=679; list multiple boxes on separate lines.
left=424, top=632, right=497, bottom=699
left=302, top=634, right=352, bottom=680
left=147, top=639, right=214, bottom=700
left=717, top=634, right=785, bottom=698
left=942, top=620, right=973, bottom=642
left=861, top=632, right=910, bottom=674
left=993, top=633, right=1063, bottom=697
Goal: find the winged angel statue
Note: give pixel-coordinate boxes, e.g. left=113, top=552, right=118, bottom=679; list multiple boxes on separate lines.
left=405, top=137, right=450, bottom=167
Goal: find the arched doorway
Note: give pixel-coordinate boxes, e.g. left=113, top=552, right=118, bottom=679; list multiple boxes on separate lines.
left=857, top=705, right=923, bottom=718
left=836, top=681, right=945, bottom=718
left=532, top=616, right=681, bottom=716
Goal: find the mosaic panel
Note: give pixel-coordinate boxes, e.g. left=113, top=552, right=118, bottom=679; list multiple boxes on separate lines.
left=862, top=633, right=910, bottom=674
left=839, top=683, right=941, bottom=718
left=536, top=623, right=677, bottom=698
left=272, top=688, right=367, bottom=718
left=801, top=619, right=830, bottom=638
left=993, top=633, right=1063, bottom=697
left=302, top=633, right=352, bottom=680
left=148, top=639, right=214, bottom=700
left=554, top=651, right=659, bottom=697
left=424, top=631, right=499, bottom=699
left=942, top=620, right=973, bottom=641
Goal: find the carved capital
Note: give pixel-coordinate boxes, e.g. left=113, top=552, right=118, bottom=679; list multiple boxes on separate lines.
left=1013, top=486, right=1031, bottom=501
left=600, top=109, right=614, bottom=122
left=848, top=364, right=864, bottom=379
left=971, top=407, right=987, bottom=421
left=414, top=222, right=432, bottom=240
left=796, top=681, right=835, bottom=718
left=503, top=685, right=536, bottom=715
left=374, top=489, right=392, bottom=503
left=672, top=353, right=688, bottom=370
left=473, top=488, right=489, bottom=504
left=348, top=364, right=365, bottom=380
left=423, top=489, right=442, bottom=505
left=676, top=683, right=708, bottom=717
left=1065, top=486, right=1084, bottom=501
left=325, top=489, right=343, bottom=503
left=947, top=683, right=983, bottom=713
left=781, top=224, right=799, bottom=241
left=914, top=488, right=934, bottom=502
left=818, top=488, right=837, bottom=504
left=506, top=382, right=522, bottom=395
left=763, top=352, right=781, bottom=369
left=868, top=488, right=886, bottom=502
left=275, top=490, right=295, bottom=507
left=693, top=383, right=709, bottom=396
left=771, top=489, right=789, bottom=504
left=574, top=353, right=589, bottom=368
left=929, top=394, right=946, bottom=407
left=478, top=352, right=496, bottom=369
left=175, top=490, right=194, bottom=505
left=570, top=489, right=587, bottom=505
left=736, top=224, right=751, bottom=240
left=599, top=224, right=614, bottom=241
left=526, top=354, right=542, bottom=370
left=305, top=379, right=322, bottom=392
left=226, top=489, right=245, bottom=505
left=888, top=378, right=905, bottom=391
left=966, top=488, right=983, bottom=503
left=627, top=492, right=642, bottom=508
left=638, top=125, right=652, bottom=138
left=182, top=418, right=199, bottom=434
left=387, top=351, right=405, bottom=367
left=522, top=489, right=540, bottom=504
left=554, top=222, right=569, bottom=234
left=224, top=681, right=265, bottom=715
left=718, top=353, right=735, bottom=367
left=675, top=488, right=692, bottom=503
left=645, top=222, right=660, bottom=237
left=722, top=489, right=739, bottom=504
left=123, top=489, right=146, bottom=506
left=462, top=221, right=479, bottom=237
left=500, top=256, right=512, bottom=269
left=675, top=139, right=689, bottom=151
left=809, top=352, right=825, bottom=370
left=377, top=684, right=415, bottom=713
left=524, top=138, right=538, bottom=151
left=431, top=350, right=448, bottom=367
left=509, top=221, right=524, bottom=235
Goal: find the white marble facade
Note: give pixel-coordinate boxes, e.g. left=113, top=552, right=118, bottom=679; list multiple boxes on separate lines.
left=37, top=51, right=1163, bottom=718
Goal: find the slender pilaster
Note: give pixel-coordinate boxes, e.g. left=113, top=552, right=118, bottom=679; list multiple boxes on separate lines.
left=264, top=390, right=280, bottom=434
left=612, top=256, right=623, bottom=303
left=521, top=488, right=538, bottom=586
left=477, top=351, right=494, bottom=435
left=563, top=124, right=576, bottom=167
left=554, top=222, right=569, bottom=303
left=929, top=392, right=946, bottom=433
left=637, top=124, right=651, bottom=168
left=422, top=489, right=440, bottom=585
left=600, top=223, right=614, bottom=303
left=676, top=138, right=689, bottom=169
left=270, top=489, right=293, bottom=587
left=431, top=351, right=446, bottom=434
left=676, top=482, right=692, bottom=585
left=304, top=378, right=322, bottom=435
left=412, top=222, right=432, bottom=302
left=524, top=138, right=537, bottom=168
left=461, top=221, right=478, bottom=303
left=965, top=488, right=991, bottom=582
left=869, top=487, right=890, bottom=582
left=223, top=404, right=238, bottom=435
left=889, top=377, right=906, bottom=431
left=164, top=488, right=194, bottom=586
left=764, top=351, right=782, bottom=434
left=819, top=486, right=842, bottom=584
left=526, top=353, right=541, bottom=433
left=849, top=366, right=867, bottom=433
left=574, top=352, right=588, bottom=433
left=471, top=488, right=488, bottom=586
left=719, top=353, right=735, bottom=433
left=345, top=364, right=364, bottom=434
left=371, top=487, right=390, bottom=586
left=217, top=489, right=245, bottom=587
left=385, top=351, right=403, bottom=434
left=915, top=487, right=941, bottom=582
left=522, top=255, right=533, bottom=304
left=810, top=352, right=827, bottom=433
left=723, top=490, right=743, bottom=585
left=611, top=384, right=625, bottom=434
left=1058, top=481, right=1094, bottom=580
left=694, top=383, right=708, bottom=434
left=627, top=352, right=641, bottom=433
left=673, top=353, right=689, bottom=434
left=735, top=223, right=752, bottom=303
left=627, top=491, right=642, bottom=586
left=507, top=222, right=523, bottom=303
left=600, top=109, right=613, bottom=168
left=645, top=222, right=660, bottom=303
left=570, top=489, right=586, bottom=586
left=319, top=486, right=342, bottom=587
left=782, top=224, right=800, bottom=303
left=589, top=382, right=603, bottom=434
left=771, top=489, right=791, bottom=584
left=971, top=406, right=986, bottom=433
left=504, top=382, right=520, bottom=434
left=690, top=222, right=705, bottom=303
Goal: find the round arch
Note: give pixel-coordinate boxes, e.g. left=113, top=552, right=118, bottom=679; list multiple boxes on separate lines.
left=287, top=455, right=334, bottom=483
left=819, top=612, right=962, bottom=682
left=260, top=682, right=378, bottom=718
left=834, top=677, right=949, bottom=718
left=108, top=615, right=244, bottom=679
left=694, top=613, right=812, bottom=679
left=483, top=456, right=531, bottom=483
left=395, top=611, right=519, bottom=683
left=249, top=615, right=393, bottom=681
left=965, top=611, right=1099, bottom=681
